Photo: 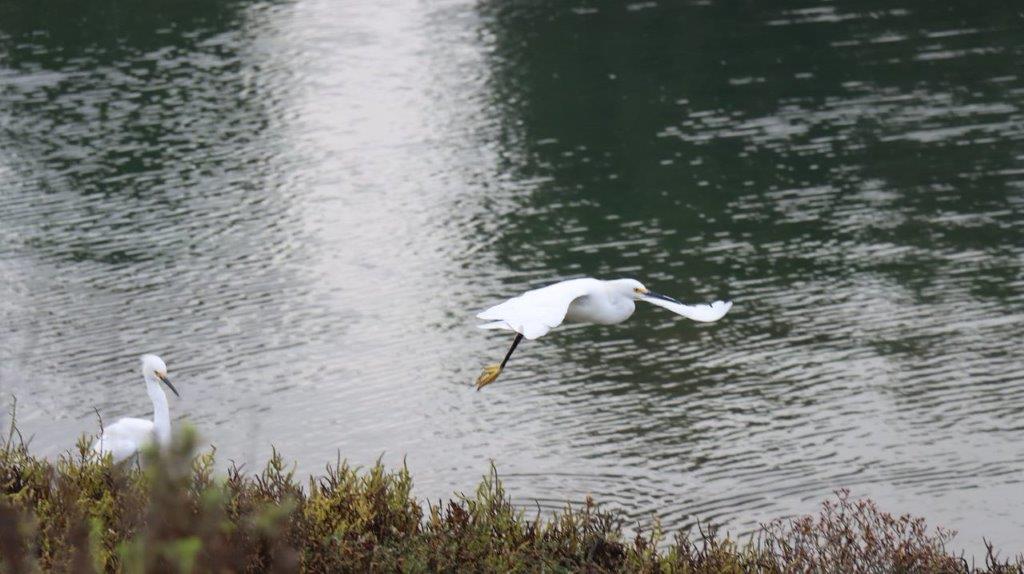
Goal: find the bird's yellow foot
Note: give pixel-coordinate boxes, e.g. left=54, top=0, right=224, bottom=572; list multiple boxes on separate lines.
left=475, top=364, right=503, bottom=391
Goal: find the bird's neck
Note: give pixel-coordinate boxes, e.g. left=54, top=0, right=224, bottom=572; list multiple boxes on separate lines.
left=145, top=378, right=172, bottom=446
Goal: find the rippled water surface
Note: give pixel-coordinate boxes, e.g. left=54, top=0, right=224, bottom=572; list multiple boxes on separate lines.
left=2, top=0, right=1023, bottom=556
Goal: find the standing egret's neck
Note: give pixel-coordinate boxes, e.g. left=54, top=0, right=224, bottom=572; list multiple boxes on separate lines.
left=144, top=374, right=172, bottom=447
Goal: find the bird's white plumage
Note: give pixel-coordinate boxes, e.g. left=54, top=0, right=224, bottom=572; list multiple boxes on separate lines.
left=477, top=278, right=598, bottom=339
left=93, top=418, right=156, bottom=462
left=477, top=277, right=731, bottom=339
left=642, top=298, right=732, bottom=322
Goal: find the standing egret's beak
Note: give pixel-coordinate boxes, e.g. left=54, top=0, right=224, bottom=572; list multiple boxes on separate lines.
left=156, top=373, right=180, bottom=397
left=643, top=290, right=685, bottom=305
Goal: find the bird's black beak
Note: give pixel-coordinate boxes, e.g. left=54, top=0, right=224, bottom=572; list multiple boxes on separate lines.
left=157, top=373, right=180, bottom=398
left=643, top=290, right=684, bottom=305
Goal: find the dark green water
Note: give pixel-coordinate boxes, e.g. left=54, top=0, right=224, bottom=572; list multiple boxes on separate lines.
left=2, top=0, right=1023, bottom=556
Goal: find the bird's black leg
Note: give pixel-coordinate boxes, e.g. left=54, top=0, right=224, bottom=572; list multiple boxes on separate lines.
left=499, top=333, right=524, bottom=370
left=475, top=333, right=524, bottom=391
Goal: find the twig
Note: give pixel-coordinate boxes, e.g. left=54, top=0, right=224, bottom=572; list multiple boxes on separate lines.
left=5, top=395, right=17, bottom=454
left=93, top=406, right=104, bottom=436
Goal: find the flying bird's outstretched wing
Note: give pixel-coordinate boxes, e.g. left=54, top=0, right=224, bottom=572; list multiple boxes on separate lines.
left=477, top=278, right=598, bottom=339
left=643, top=297, right=732, bottom=322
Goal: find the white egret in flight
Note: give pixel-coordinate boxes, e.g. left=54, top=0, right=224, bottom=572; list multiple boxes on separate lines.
left=475, top=278, right=731, bottom=390
left=92, top=354, right=180, bottom=462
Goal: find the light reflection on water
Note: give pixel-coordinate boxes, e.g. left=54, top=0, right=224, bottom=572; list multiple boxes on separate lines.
left=1, top=0, right=1022, bottom=557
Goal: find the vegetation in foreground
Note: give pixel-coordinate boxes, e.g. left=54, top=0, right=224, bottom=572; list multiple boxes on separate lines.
left=0, top=412, right=1021, bottom=572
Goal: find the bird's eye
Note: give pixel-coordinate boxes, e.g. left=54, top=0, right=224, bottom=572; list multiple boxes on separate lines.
left=634, top=287, right=642, bottom=293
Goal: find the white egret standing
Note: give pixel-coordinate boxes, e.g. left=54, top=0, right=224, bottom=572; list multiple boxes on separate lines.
left=92, top=354, right=180, bottom=462
left=474, top=278, right=731, bottom=390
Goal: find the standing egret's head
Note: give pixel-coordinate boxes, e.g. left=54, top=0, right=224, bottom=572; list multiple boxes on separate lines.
left=140, top=354, right=179, bottom=397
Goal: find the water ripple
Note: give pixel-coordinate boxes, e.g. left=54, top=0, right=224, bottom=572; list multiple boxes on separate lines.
left=2, top=0, right=1023, bottom=559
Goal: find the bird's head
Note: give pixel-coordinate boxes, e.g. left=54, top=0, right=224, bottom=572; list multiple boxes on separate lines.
left=612, top=278, right=686, bottom=305
left=140, top=354, right=179, bottom=397
left=610, top=279, right=650, bottom=300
